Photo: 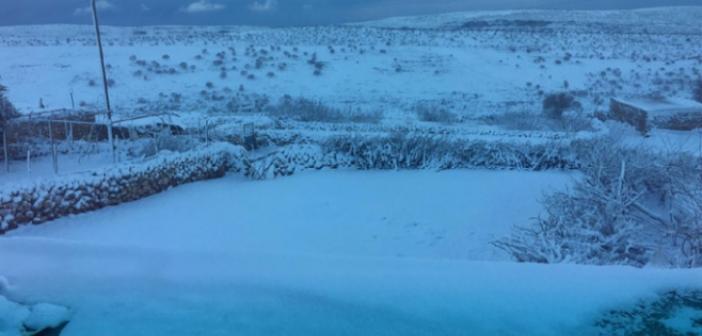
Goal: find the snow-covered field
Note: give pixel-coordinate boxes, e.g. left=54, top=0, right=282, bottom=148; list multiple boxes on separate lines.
left=2, top=170, right=701, bottom=335
left=1, top=7, right=700, bottom=127
left=7, top=170, right=571, bottom=260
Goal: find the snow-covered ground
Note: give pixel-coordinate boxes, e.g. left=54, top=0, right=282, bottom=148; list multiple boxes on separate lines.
left=1, top=170, right=701, bottom=335
left=1, top=238, right=700, bottom=336
left=7, top=170, right=571, bottom=260
left=0, top=141, right=699, bottom=333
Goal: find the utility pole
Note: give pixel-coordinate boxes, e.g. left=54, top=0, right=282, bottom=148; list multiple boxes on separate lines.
left=91, top=0, right=116, bottom=163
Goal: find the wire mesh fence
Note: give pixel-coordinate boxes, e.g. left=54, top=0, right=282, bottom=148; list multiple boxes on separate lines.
left=0, top=108, right=256, bottom=178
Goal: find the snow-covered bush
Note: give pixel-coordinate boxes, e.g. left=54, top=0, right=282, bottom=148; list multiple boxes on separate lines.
left=267, top=96, right=382, bottom=124
left=482, top=112, right=552, bottom=131
left=244, top=144, right=346, bottom=180
left=348, top=109, right=384, bottom=124
left=483, top=111, right=546, bottom=131
left=542, top=92, right=581, bottom=120
left=134, top=123, right=194, bottom=157
left=484, top=111, right=593, bottom=133
left=322, top=131, right=577, bottom=171
left=493, top=139, right=702, bottom=268
left=244, top=133, right=582, bottom=180
left=269, top=96, right=344, bottom=122
left=414, top=103, right=458, bottom=124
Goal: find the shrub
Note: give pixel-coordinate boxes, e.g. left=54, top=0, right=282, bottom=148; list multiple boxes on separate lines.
left=484, top=111, right=593, bottom=132
left=0, top=84, right=19, bottom=125
left=493, top=139, right=702, bottom=268
left=415, top=103, right=458, bottom=124
left=268, top=96, right=344, bottom=123
left=347, top=109, right=384, bottom=124
left=542, top=92, right=580, bottom=119
left=482, top=111, right=547, bottom=131
left=321, top=132, right=576, bottom=171
left=266, top=97, right=381, bottom=124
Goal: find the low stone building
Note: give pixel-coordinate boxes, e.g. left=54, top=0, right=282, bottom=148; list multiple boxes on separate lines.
left=610, top=97, right=702, bottom=134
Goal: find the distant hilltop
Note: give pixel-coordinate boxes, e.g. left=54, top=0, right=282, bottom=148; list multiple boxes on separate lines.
left=352, top=6, right=702, bottom=33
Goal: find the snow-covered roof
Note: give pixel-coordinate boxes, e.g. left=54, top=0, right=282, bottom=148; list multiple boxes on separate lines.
left=612, top=97, right=702, bottom=116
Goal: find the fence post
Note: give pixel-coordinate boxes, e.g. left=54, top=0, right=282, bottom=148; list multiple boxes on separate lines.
left=67, top=121, right=74, bottom=147
left=251, top=124, right=257, bottom=150
left=49, top=120, right=58, bottom=174
left=2, top=128, right=8, bottom=173
left=26, top=147, right=31, bottom=175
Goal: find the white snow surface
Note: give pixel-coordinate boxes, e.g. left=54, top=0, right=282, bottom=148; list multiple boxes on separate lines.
left=0, top=170, right=701, bottom=335
left=8, top=170, right=569, bottom=260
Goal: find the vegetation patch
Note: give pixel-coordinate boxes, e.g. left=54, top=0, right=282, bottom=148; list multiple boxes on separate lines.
left=494, top=139, right=702, bottom=268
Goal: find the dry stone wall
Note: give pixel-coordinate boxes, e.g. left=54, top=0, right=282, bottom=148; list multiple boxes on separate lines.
left=0, top=143, right=246, bottom=234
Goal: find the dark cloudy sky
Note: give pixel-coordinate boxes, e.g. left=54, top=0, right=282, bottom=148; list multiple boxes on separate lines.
left=2, top=0, right=700, bottom=26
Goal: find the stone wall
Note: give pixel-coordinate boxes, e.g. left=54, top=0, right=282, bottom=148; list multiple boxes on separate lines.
left=0, top=143, right=245, bottom=234
left=0, top=133, right=592, bottom=234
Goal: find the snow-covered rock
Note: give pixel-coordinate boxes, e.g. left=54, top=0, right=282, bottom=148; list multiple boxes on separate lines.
left=23, top=303, right=71, bottom=334
left=0, top=296, right=70, bottom=336
left=0, top=296, right=29, bottom=336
